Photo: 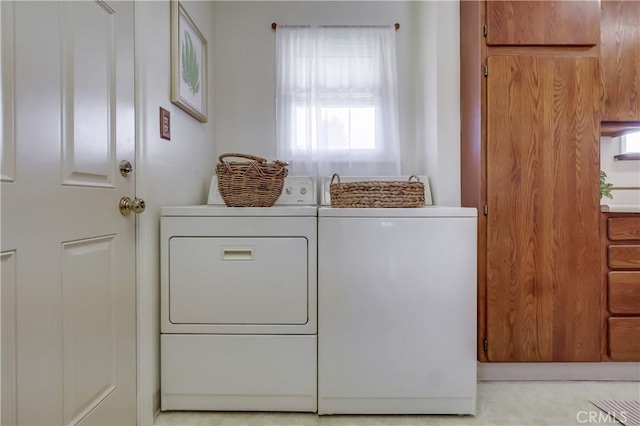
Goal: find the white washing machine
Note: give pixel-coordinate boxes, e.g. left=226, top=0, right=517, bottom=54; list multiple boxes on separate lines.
left=317, top=178, right=477, bottom=415
left=160, top=177, right=318, bottom=412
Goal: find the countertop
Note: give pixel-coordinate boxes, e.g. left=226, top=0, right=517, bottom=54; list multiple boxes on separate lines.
left=600, top=204, right=640, bottom=213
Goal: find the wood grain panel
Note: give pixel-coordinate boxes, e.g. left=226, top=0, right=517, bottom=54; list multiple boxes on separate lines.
left=461, top=0, right=482, bottom=210
left=609, top=317, right=640, bottom=361
left=486, top=56, right=601, bottom=362
left=601, top=0, right=640, bottom=122
left=599, top=214, right=609, bottom=360
left=486, top=1, right=599, bottom=46
left=609, top=245, right=640, bottom=269
left=460, top=0, right=486, bottom=361
left=608, top=217, right=640, bottom=241
left=609, top=272, right=640, bottom=314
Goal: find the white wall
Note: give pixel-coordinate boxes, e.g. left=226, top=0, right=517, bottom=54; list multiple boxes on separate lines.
left=600, top=136, right=640, bottom=205
left=213, top=1, right=461, bottom=206
left=135, top=1, right=217, bottom=424
left=415, top=0, right=460, bottom=206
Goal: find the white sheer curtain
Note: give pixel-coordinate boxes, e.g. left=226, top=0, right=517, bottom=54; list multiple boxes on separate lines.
left=276, top=26, right=401, bottom=177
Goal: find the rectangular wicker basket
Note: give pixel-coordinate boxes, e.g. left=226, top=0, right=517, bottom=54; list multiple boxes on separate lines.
left=215, top=153, right=288, bottom=207
left=329, top=174, right=426, bottom=208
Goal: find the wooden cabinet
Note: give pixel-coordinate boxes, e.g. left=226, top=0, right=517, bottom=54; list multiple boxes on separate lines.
left=602, top=213, right=640, bottom=361
left=609, top=245, right=640, bottom=269
left=484, top=55, right=601, bottom=362
left=609, top=217, right=640, bottom=240
left=609, top=272, right=640, bottom=314
left=609, top=318, right=640, bottom=361
left=462, top=0, right=604, bottom=362
left=486, top=1, right=600, bottom=46
left=601, top=0, right=640, bottom=122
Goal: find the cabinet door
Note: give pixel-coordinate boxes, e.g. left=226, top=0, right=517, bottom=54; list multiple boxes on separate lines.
left=601, top=0, right=640, bottom=122
left=486, top=56, right=601, bottom=362
left=486, top=1, right=599, bottom=46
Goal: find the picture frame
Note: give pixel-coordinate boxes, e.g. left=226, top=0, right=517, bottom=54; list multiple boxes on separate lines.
left=171, top=0, right=207, bottom=123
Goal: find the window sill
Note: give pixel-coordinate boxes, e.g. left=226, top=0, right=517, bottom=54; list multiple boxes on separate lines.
left=613, top=153, right=640, bottom=161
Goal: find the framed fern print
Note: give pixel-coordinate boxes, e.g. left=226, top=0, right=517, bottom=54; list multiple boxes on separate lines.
left=171, top=1, right=207, bottom=122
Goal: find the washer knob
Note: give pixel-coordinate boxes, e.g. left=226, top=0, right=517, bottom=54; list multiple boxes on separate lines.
left=285, top=187, right=292, bottom=195
left=300, top=187, right=307, bottom=195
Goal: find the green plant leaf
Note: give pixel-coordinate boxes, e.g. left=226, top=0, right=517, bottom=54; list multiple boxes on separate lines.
left=181, top=31, right=200, bottom=96
left=600, top=171, right=614, bottom=200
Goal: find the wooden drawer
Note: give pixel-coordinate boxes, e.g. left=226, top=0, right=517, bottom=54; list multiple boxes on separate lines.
left=609, top=272, right=640, bottom=314
left=608, top=218, right=640, bottom=241
left=608, top=245, right=640, bottom=269
left=609, top=318, right=640, bottom=361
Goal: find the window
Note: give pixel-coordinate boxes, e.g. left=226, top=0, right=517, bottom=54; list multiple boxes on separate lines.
left=276, top=26, right=400, bottom=176
left=614, top=130, right=640, bottom=161
left=622, top=131, right=640, bottom=154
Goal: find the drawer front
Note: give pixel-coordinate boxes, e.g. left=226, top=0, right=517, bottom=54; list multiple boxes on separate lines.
left=609, top=318, right=640, bottom=361
left=609, top=272, right=640, bottom=314
left=608, top=217, right=640, bottom=241
left=169, top=237, right=308, bottom=325
left=161, top=334, right=317, bottom=412
left=608, top=245, right=640, bottom=269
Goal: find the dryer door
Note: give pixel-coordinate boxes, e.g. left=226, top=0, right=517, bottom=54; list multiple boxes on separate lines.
left=169, top=237, right=308, bottom=325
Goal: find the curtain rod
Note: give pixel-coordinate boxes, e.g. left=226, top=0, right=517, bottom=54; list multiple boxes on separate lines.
left=271, top=22, right=400, bottom=30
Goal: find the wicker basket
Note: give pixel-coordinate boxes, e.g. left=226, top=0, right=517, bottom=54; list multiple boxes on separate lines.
left=216, top=153, right=288, bottom=207
left=329, top=174, right=425, bottom=208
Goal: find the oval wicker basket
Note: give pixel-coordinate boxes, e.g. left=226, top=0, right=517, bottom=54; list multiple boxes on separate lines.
left=329, top=174, right=426, bottom=208
left=215, top=153, right=288, bottom=207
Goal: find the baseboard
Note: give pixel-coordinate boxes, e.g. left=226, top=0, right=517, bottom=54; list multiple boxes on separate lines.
left=478, top=362, right=640, bottom=381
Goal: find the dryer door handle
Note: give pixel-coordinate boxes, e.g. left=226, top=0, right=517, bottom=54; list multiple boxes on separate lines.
left=221, top=247, right=254, bottom=261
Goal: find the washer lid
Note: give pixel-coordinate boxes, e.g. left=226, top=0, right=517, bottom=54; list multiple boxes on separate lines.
left=162, top=205, right=318, bottom=217
left=318, top=206, right=477, bottom=218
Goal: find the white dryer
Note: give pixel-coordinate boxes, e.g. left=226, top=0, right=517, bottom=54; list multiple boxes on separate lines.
left=317, top=178, right=477, bottom=415
left=160, top=178, right=317, bottom=412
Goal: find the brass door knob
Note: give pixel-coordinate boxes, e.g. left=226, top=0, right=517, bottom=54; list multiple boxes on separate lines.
left=119, top=197, right=146, bottom=216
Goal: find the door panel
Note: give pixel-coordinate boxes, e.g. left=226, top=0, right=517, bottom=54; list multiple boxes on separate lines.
left=1, top=2, right=136, bottom=424
left=61, top=2, right=116, bottom=187
left=486, top=55, right=601, bottom=362
left=601, top=0, right=640, bottom=122
left=62, top=236, right=117, bottom=425
left=609, top=318, right=640, bottom=361
left=486, top=1, right=599, bottom=46
left=170, top=237, right=308, bottom=325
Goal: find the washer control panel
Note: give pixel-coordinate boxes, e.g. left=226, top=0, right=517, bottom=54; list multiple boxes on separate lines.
left=208, top=176, right=317, bottom=205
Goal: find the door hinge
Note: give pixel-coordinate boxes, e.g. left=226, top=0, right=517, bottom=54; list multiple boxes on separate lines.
left=483, top=339, right=488, bottom=352
left=483, top=204, right=488, bottom=215
left=483, top=24, right=488, bottom=38
left=483, top=64, right=488, bottom=77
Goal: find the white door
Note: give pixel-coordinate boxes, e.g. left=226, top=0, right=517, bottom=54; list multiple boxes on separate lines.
left=1, top=1, right=137, bottom=424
